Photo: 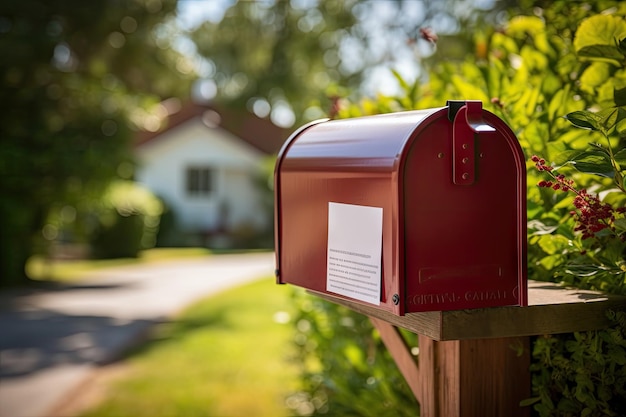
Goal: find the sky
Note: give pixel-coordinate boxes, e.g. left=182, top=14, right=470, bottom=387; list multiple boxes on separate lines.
left=177, top=0, right=234, bottom=28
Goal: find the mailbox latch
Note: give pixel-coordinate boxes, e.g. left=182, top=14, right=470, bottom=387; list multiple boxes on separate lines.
left=448, top=100, right=495, bottom=185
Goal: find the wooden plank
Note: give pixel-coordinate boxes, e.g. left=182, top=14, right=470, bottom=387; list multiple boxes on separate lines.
left=310, top=280, right=626, bottom=341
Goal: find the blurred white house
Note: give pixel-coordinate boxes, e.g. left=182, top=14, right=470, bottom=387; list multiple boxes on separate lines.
left=134, top=100, right=288, bottom=247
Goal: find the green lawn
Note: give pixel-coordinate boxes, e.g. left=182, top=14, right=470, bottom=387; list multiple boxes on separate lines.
left=79, top=277, right=301, bottom=417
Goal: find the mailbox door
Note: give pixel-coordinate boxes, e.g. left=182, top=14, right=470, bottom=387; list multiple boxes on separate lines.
left=402, top=107, right=527, bottom=312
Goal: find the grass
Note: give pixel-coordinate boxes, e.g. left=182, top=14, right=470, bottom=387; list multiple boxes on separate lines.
left=78, top=276, right=301, bottom=417
left=25, top=247, right=215, bottom=282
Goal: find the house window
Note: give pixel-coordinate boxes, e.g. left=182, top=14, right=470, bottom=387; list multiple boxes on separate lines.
left=186, top=167, right=215, bottom=196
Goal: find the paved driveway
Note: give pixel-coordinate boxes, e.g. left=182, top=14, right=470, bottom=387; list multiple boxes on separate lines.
left=0, top=252, right=275, bottom=417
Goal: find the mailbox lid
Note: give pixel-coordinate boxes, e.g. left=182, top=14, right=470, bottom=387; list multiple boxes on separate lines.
left=277, top=108, right=444, bottom=173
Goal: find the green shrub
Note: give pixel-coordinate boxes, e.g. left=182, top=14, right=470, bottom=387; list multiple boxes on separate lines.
left=154, top=199, right=179, bottom=247
left=289, top=2, right=626, bottom=416
left=286, top=290, right=418, bottom=416
left=526, top=311, right=626, bottom=417
left=91, top=181, right=163, bottom=258
left=407, top=5, right=626, bottom=414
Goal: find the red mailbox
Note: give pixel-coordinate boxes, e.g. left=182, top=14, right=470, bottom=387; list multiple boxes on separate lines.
left=274, top=101, right=527, bottom=315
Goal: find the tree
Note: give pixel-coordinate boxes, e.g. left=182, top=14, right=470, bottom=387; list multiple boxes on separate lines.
left=0, top=0, right=194, bottom=286
left=189, top=0, right=362, bottom=127
left=187, top=0, right=515, bottom=128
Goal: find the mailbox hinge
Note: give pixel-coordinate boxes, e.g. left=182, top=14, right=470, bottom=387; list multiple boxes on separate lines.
left=447, top=100, right=495, bottom=185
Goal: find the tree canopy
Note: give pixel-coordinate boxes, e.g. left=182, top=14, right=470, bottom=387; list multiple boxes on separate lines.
left=0, top=0, right=194, bottom=285
left=189, top=0, right=361, bottom=127
left=187, top=0, right=514, bottom=127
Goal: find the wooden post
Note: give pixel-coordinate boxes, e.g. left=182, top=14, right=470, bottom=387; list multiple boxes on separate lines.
left=369, top=317, right=421, bottom=400
left=418, top=335, right=530, bottom=417
left=371, top=318, right=530, bottom=417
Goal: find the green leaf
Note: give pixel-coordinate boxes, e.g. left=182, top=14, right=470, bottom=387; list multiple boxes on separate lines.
left=408, top=80, right=419, bottom=107
left=391, top=69, right=410, bottom=92
left=564, top=264, right=601, bottom=277
left=551, top=150, right=591, bottom=168
left=570, top=150, right=615, bottom=177
left=588, top=142, right=610, bottom=154
left=565, top=110, right=602, bottom=131
left=450, top=74, right=490, bottom=103
left=579, top=62, right=611, bottom=95
left=574, top=15, right=626, bottom=63
left=608, top=345, right=626, bottom=365
left=507, top=15, right=545, bottom=37
left=519, top=397, right=541, bottom=407
left=613, top=107, right=626, bottom=136
left=614, top=218, right=626, bottom=233
left=537, top=234, right=571, bottom=255
left=577, top=45, right=624, bottom=64
left=597, top=107, right=620, bottom=132
left=547, top=85, right=569, bottom=121
left=507, top=16, right=552, bottom=54
left=566, top=108, right=624, bottom=135
left=539, top=254, right=563, bottom=270
left=620, top=37, right=626, bottom=55
left=614, top=87, right=626, bottom=107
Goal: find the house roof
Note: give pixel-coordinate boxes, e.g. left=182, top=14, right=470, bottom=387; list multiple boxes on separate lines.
left=135, top=100, right=291, bottom=155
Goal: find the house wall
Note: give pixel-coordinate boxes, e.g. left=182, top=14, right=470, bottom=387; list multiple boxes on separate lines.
left=135, top=117, right=269, bottom=236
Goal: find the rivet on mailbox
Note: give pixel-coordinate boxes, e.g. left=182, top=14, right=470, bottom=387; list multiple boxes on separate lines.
left=274, top=100, right=527, bottom=315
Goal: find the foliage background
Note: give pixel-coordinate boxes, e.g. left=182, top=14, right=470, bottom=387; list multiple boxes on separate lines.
left=287, top=2, right=626, bottom=416
left=0, top=0, right=194, bottom=286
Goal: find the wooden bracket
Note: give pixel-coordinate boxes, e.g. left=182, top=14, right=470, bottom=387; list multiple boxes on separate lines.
left=370, top=317, right=531, bottom=417
left=369, top=317, right=421, bottom=402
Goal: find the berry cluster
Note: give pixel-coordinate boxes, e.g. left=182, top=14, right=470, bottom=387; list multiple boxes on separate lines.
left=533, top=155, right=575, bottom=192
left=532, top=155, right=624, bottom=240
left=571, top=189, right=624, bottom=239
